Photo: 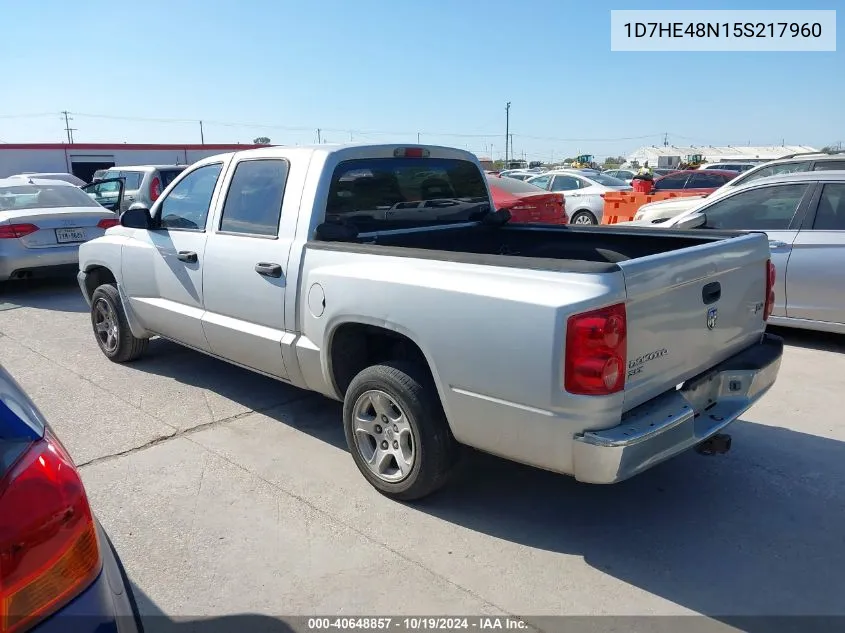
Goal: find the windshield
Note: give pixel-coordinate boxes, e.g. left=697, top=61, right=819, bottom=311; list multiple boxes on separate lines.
left=0, top=184, right=101, bottom=210
left=487, top=176, right=547, bottom=194
left=325, top=158, right=490, bottom=232
left=589, top=173, right=627, bottom=187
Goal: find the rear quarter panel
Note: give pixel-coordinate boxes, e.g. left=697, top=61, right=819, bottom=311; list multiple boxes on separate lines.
left=297, top=245, right=629, bottom=468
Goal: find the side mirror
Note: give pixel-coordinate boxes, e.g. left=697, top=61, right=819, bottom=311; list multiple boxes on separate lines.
left=121, top=204, right=154, bottom=229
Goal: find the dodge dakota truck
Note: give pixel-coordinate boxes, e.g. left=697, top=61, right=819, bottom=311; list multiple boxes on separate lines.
left=77, top=143, right=783, bottom=500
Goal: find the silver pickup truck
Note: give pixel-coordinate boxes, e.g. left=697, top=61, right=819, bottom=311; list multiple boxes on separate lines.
left=77, top=144, right=783, bottom=500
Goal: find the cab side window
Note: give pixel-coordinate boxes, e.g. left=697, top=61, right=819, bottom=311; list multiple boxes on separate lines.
left=219, top=159, right=288, bottom=237
left=812, top=183, right=845, bottom=230
left=157, top=163, right=224, bottom=230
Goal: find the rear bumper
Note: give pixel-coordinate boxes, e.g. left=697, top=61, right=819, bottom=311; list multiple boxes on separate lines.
left=572, top=333, right=783, bottom=484
left=0, top=243, right=82, bottom=281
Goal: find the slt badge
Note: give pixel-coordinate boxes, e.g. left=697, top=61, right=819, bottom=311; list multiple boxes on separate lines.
left=706, top=307, right=718, bottom=330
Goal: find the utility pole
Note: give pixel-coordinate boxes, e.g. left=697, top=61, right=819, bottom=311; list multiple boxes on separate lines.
left=317, top=128, right=322, bottom=144
left=663, top=132, right=668, bottom=147
left=199, top=120, right=205, bottom=144
left=505, top=102, right=511, bottom=164
left=61, top=111, right=76, bottom=144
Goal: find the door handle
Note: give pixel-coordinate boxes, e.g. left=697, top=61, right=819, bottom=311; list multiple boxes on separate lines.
left=176, top=250, right=198, bottom=263
left=768, top=240, right=790, bottom=250
left=702, top=281, right=721, bottom=305
left=255, top=262, right=282, bottom=278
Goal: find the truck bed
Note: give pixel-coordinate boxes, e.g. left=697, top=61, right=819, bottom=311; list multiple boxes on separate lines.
left=310, top=223, right=746, bottom=272
left=309, top=221, right=771, bottom=413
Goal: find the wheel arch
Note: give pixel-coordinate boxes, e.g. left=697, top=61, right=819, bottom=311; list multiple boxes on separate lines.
left=325, top=318, right=448, bottom=412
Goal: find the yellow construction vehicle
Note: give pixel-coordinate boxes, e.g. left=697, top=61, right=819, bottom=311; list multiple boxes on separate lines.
left=570, top=154, right=598, bottom=169
left=678, top=153, right=705, bottom=170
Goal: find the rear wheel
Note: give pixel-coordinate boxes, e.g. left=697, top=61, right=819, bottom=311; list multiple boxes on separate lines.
left=91, top=284, right=148, bottom=362
left=570, top=211, right=598, bottom=225
left=343, top=360, right=459, bottom=501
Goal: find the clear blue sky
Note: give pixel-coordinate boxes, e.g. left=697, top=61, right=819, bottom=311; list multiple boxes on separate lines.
left=0, top=0, right=841, bottom=161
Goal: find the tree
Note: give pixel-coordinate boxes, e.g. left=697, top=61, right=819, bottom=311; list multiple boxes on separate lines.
left=603, top=155, right=626, bottom=167
left=253, top=137, right=271, bottom=145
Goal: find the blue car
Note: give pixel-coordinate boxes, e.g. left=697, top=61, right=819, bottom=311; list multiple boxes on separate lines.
left=0, top=364, right=142, bottom=633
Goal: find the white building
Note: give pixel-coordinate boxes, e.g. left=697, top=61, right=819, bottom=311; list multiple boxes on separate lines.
left=0, top=143, right=265, bottom=182
left=625, top=144, right=819, bottom=168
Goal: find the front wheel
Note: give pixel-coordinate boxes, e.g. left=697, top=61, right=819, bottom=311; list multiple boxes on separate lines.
left=570, top=211, right=598, bottom=225
left=90, top=284, right=149, bottom=362
left=343, top=361, right=459, bottom=501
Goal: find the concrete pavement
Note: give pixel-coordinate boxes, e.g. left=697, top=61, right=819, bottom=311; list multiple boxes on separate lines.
left=1, top=277, right=844, bottom=630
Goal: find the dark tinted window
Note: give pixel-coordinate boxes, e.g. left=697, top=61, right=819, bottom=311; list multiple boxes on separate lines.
left=487, top=175, right=546, bottom=194
left=701, top=184, right=809, bottom=231
left=813, top=161, right=845, bottom=171
left=159, top=169, right=184, bottom=187
left=158, top=163, right=223, bottom=230
left=220, top=159, right=288, bottom=236
left=688, top=172, right=728, bottom=189
left=551, top=175, right=581, bottom=191
left=653, top=173, right=689, bottom=191
left=325, top=158, right=489, bottom=231
left=812, top=183, right=845, bottom=230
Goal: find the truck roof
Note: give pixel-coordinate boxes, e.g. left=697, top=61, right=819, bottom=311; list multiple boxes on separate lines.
left=189, top=143, right=481, bottom=167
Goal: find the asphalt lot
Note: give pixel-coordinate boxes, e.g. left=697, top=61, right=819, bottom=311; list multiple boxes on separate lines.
left=2, top=277, right=844, bottom=632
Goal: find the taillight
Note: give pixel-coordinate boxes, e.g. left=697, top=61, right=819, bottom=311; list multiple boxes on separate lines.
left=764, top=259, right=776, bottom=321
left=149, top=176, right=162, bottom=202
left=96, top=218, right=119, bottom=230
left=564, top=303, right=627, bottom=395
left=0, top=430, right=101, bottom=633
left=0, top=224, right=38, bottom=239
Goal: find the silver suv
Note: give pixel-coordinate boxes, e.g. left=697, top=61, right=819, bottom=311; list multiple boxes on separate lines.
left=632, top=151, right=845, bottom=223
left=86, top=165, right=186, bottom=213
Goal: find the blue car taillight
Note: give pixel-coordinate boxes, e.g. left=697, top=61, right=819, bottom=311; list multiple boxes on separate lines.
left=0, top=404, right=102, bottom=633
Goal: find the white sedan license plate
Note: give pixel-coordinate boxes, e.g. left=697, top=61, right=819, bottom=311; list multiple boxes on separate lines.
left=55, top=228, right=86, bottom=243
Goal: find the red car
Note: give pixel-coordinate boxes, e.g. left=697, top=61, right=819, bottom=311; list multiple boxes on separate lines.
left=651, top=169, right=739, bottom=195
left=486, top=174, right=567, bottom=224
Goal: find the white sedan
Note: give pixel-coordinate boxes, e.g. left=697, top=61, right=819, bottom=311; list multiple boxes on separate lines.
left=526, top=170, right=631, bottom=224
left=0, top=177, right=123, bottom=282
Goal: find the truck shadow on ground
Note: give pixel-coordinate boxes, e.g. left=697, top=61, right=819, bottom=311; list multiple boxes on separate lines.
left=416, top=420, right=845, bottom=629
left=0, top=275, right=88, bottom=314
left=767, top=325, right=845, bottom=353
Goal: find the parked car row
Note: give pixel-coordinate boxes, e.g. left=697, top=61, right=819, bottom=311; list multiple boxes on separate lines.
left=620, top=156, right=845, bottom=335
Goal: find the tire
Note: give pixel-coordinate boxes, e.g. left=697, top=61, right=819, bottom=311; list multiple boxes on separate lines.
left=90, top=283, right=148, bottom=362
left=570, top=210, right=598, bottom=225
left=343, top=360, right=459, bottom=501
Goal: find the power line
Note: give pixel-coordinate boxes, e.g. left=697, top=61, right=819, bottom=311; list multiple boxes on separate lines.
left=66, top=111, right=669, bottom=144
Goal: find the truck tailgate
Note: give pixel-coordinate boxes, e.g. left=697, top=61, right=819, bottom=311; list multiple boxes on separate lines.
left=618, top=232, right=770, bottom=411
